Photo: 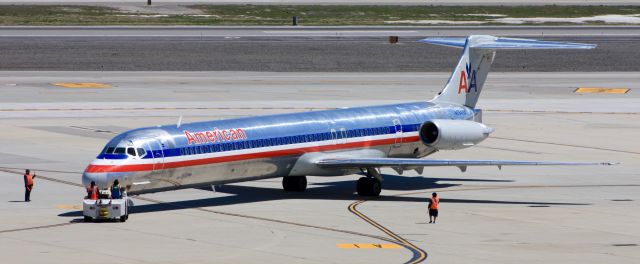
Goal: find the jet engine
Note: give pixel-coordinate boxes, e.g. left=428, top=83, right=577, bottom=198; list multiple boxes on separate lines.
left=419, top=119, right=494, bottom=150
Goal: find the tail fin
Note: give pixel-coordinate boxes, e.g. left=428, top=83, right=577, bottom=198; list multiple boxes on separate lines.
left=419, top=35, right=595, bottom=108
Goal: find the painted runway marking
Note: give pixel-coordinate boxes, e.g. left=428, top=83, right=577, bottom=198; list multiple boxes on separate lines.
left=56, top=204, right=81, bottom=210
left=348, top=200, right=427, bottom=263
left=51, top=82, right=110, bottom=88
left=337, top=243, right=401, bottom=249
left=574, top=87, right=630, bottom=94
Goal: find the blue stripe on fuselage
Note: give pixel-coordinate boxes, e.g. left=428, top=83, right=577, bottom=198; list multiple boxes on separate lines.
left=96, top=102, right=474, bottom=160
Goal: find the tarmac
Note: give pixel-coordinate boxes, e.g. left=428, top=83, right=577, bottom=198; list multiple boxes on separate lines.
left=0, top=1, right=638, bottom=5
left=0, top=71, right=638, bottom=263
left=1, top=26, right=639, bottom=71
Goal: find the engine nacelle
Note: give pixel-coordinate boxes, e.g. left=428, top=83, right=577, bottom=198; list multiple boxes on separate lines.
left=419, top=120, right=494, bottom=150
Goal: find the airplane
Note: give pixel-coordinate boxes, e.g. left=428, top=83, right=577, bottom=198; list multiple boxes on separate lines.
left=83, top=35, right=614, bottom=197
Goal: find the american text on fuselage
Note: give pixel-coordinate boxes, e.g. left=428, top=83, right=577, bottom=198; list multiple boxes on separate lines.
left=82, top=102, right=487, bottom=196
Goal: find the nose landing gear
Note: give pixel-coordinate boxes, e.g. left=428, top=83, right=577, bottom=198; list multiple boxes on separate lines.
left=356, top=168, right=382, bottom=197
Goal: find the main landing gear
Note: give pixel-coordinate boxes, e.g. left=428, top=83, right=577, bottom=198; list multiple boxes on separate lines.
left=283, top=176, right=307, bottom=192
left=356, top=168, right=382, bottom=197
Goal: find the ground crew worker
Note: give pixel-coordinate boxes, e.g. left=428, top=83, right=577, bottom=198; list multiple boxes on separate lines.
left=110, top=180, right=122, bottom=199
left=428, top=192, right=439, bottom=224
left=86, top=181, right=98, bottom=200
left=23, top=169, right=36, bottom=202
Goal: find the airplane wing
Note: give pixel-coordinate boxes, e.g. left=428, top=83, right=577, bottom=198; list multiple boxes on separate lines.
left=316, top=158, right=616, bottom=170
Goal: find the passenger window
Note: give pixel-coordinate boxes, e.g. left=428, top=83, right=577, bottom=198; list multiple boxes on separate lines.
left=137, top=148, right=146, bottom=157
left=244, top=141, right=249, bottom=149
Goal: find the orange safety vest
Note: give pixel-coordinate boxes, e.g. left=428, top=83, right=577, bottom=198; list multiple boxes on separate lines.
left=87, top=186, right=98, bottom=200
left=24, top=174, right=34, bottom=187
left=429, top=197, right=439, bottom=210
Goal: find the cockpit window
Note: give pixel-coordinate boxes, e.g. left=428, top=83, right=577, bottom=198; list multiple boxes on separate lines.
left=106, top=147, right=115, bottom=154
left=114, top=147, right=126, bottom=154
left=137, top=148, right=146, bottom=157
left=126, top=147, right=136, bottom=157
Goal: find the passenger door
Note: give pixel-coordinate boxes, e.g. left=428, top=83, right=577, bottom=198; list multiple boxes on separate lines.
left=392, top=119, right=403, bottom=147
left=146, top=139, right=165, bottom=171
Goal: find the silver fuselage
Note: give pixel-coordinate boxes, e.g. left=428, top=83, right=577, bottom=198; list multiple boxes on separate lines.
left=83, top=101, right=476, bottom=194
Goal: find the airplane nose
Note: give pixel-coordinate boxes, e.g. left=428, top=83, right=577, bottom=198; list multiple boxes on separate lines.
left=82, top=163, right=107, bottom=188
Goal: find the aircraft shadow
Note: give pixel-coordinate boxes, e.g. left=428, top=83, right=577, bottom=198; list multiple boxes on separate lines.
left=58, top=175, right=587, bottom=218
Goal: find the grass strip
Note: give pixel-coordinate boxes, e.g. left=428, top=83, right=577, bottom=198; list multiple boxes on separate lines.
left=0, top=5, right=639, bottom=26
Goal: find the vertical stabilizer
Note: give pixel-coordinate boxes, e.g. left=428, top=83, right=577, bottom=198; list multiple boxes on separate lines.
left=419, top=35, right=596, bottom=108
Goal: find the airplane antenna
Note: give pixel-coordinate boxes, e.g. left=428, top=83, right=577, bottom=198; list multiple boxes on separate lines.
left=176, top=115, right=183, bottom=128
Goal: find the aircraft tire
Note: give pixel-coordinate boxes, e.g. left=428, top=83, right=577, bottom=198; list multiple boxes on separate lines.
left=83, top=216, right=92, bottom=222
left=283, top=176, right=307, bottom=192
left=357, top=177, right=381, bottom=197
left=357, top=177, right=370, bottom=196
left=369, top=178, right=381, bottom=197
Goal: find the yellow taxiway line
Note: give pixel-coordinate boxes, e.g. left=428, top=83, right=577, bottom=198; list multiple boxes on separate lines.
left=51, top=82, right=111, bottom=88
left=348, top=200, right=427, bottom=263
left=575, top=87, right=629, bottom=94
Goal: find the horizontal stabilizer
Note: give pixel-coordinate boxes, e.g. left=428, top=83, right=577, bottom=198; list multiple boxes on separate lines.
left=317, top=158, right=616, bottom=169
left=418, top=36, right=596, bottom=49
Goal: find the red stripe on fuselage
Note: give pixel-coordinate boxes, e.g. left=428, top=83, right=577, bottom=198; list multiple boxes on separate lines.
left=84, top=136, right=421, bottom=173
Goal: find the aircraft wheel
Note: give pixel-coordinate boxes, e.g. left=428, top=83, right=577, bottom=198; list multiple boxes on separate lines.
left=369, top=178, right=381, bottom=197
left=357, top=177, right=381, bottom=197
left=357, top=177, right=370, bottom=196
left=83, top=216, right=92, bottom=222
left=120, top=215, right=127, bottom=222
left=283, top=176, right=307, bottom=192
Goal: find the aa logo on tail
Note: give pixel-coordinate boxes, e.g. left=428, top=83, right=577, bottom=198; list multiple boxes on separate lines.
left=458, top=63, right=478, bottom=94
